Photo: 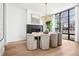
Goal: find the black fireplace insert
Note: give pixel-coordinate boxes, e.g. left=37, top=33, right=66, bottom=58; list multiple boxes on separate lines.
left=26, top=24, right=43, bottom=33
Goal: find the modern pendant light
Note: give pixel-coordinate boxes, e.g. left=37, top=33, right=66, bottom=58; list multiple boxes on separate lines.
left=41, top=3, right=51, bottom=22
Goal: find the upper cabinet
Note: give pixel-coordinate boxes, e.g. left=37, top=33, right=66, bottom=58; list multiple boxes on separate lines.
left=31, top=14, right=40, bottom=25
left=27, top=10, right=43, bottom=25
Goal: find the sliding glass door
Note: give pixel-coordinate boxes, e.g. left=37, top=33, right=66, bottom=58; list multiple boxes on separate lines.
left=55, top=8, right=75, bottom=41
left=69, top=8, right=75, bottom=40
left=61, top=11, right=68, bottom=40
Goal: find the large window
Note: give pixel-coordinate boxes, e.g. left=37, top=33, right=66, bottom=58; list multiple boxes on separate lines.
left=69, top=8, right=75, bottom=34
left=61, top=11, right=69, bottom=40
left=69, top=8, right=75, bottom=40
left=55, top=8, right=75, bottom=41
left=61, top=11, right=68, bottom=34
left=55, top=14, right=60, bottom=32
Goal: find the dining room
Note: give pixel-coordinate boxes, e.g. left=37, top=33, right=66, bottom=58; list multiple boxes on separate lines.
left=2, top=3, right=79, bottom=56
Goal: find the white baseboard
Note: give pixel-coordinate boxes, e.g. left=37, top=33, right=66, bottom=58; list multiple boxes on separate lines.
left=0, top=46, right=4, bottom=56
left=5, top=37, right=26, bottom=45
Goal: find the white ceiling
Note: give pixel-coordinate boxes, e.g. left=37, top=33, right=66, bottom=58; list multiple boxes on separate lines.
left=10, top=3, right=78, bottom=15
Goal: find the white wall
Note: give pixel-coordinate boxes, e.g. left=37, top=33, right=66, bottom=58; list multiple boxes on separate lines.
left=75, top=6, right=79, bottom=42
left=0, top=3, right=3, bottom=40
left=5, top=4, right=27, bottom=43
left=5, top=3, right=44, bottom=43
left=0, top=3, right=4, bottom=56
left=0, top=39, right=4, bottom=56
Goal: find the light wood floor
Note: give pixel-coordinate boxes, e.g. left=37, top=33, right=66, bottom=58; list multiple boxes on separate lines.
left=4, top=40, right=79, bottom=56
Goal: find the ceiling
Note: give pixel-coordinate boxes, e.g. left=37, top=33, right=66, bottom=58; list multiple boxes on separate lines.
left=10, top=3, right=78, bottom=15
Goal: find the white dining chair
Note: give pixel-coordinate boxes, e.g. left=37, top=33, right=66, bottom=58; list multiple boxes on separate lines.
left=58, top=32, right=62, bottom=46
left=26, top=34, right=37, bottom=50
left=40, top=34, right=50, bottom=50
left=50, top=33, right=58, bottom=48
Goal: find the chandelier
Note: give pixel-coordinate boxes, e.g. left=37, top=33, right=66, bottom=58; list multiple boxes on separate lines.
left=41, top=3, right=51, bottom=22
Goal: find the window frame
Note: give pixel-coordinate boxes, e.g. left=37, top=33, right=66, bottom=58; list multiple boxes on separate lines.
left=54, top=7, right=75, bottom=40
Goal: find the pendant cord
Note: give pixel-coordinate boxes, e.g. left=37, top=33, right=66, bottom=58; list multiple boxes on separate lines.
left=45, top=3, right=47, bottom=16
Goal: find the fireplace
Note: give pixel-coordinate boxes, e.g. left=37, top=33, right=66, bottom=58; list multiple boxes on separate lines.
left=27, top=24, right=43, bottom=33
left=32, top=28, right=40, bottom=32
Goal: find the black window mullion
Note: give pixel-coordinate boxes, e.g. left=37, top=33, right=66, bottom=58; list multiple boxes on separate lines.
left=59, top=13, right=61, bottom=32
left=68, top=10, right=70, bottom=40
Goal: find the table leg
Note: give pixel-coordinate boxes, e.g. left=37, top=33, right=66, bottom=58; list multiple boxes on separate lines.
left=37, top=37, right=40, bottom=48
left=35, top=36, right=40, bottom=49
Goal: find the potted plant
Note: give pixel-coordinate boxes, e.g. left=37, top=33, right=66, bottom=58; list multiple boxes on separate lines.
left=45, top=20, right=52, bottom=32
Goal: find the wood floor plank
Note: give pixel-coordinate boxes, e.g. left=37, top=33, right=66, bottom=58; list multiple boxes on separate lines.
left=4, top=40, right=79, bottom=56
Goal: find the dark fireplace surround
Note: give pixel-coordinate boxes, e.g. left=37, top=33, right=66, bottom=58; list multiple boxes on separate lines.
left=27, top=24, right=43, bottom=33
